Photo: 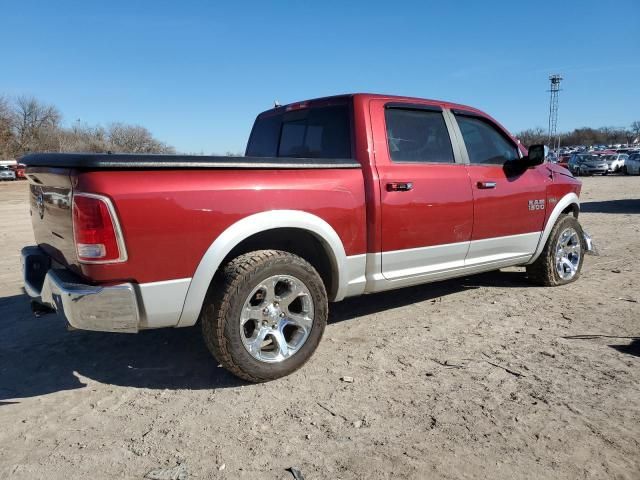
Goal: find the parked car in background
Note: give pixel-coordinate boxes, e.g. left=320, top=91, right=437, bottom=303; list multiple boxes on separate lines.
left=558, top=154, right=571, bottom=168
left=0, top=165, right=17, bottom=181
left=625, top=153, right=640, bottom=175
left=593, top=149, right=616, bottom=156
left=603, top=153, right=628, bottom=173
left=13, top=164, right=26, bottom=179
left=568, top=153, right=609, bottom=176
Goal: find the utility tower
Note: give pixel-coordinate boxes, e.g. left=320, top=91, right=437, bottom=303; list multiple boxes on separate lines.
left=547, top=74, right=562, bottom=150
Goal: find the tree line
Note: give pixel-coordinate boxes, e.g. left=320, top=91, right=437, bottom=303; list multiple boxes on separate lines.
left=3, top=93, right=638, bottom=157
left=0, top=94, right=174, bottom=159
left=516, top=122, right=640, bottom=149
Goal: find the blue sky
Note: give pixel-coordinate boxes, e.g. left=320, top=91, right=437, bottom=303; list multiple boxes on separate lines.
left=2, top=0, right=639, bottom=154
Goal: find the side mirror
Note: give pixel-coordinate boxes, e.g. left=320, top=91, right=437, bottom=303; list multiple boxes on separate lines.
left=525, top=144, right=546, bottom=166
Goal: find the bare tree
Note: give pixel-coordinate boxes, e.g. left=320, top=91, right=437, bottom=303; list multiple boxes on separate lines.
left=515, top=127, right=546, bottom=148
left=624, top=128, right=635, bottom=145
left=58, top=122, right=108, bottom=153
left=106, top=123, right=174, bottom=154
left=12, top=96, right=61, bottom=154
left=0, top=96, right=13, bottom=158
left=631, top=121, right=640, bottom=142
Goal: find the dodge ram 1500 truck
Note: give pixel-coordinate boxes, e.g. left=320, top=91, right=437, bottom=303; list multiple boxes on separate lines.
left=21, top=93, right=593, bottom=382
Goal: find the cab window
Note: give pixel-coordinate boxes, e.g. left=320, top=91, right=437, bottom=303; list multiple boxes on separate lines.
left=455, top=114, right=519, bottom=165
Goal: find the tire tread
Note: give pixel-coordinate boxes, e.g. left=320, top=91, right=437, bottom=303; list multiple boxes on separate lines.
left=201, top=250, right=326, bottom=382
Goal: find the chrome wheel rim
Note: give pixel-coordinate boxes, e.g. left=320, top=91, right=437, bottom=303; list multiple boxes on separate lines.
left=555, top=227, right=581, bottom=280
left=239, top=275, right=314, bottom=363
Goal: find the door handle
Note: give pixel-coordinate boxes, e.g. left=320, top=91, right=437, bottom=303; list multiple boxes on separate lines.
left=477, top=181, right=497, bottom=189
left=386, top=182, right=413, bottom=192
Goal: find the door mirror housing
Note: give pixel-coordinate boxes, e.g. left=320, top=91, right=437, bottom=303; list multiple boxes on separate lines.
left=524, top=144, right=546, bottom=167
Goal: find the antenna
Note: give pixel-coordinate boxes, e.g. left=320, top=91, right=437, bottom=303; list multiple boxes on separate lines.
left=274, top=100, right=281, bottom=108
left=547, top=74, right=562, bottom=150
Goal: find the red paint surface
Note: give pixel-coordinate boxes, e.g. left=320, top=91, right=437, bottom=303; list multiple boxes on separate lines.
left=368, top=99, right=474, bottom=251
left=76, top=169, right=366, bottom=283
left=61, top=93, right=579, bottom=285
left=466, top=164, right=550, bottom=240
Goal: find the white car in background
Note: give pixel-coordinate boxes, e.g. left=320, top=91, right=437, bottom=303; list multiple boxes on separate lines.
left=0, top=165, right=17, bottom=181
left=625, top=153, right=640, bottom=175
left=604, top=153, right=628, bottom=173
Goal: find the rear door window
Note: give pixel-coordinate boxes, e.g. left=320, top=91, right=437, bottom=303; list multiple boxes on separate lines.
left=384, top=108, right=455, bottom=163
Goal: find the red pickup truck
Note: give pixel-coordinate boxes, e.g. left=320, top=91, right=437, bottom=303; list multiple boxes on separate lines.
left=21, top=93, right=593, bottom=382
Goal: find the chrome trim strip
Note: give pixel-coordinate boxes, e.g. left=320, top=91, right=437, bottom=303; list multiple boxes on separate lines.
left=365, top=252, right=533, bottom=293
left=373, top=232, right=540, bottom=285
left=465, top=232, right=540, bottom=266
left=381, top=240, right=470, bottom=280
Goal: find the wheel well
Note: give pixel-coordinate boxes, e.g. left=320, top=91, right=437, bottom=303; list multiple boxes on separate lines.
left=221, top=228, right=337, bottom=299
left=562, top=203, right=579, bottom=218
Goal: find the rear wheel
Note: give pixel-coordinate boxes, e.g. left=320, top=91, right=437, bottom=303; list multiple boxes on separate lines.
left=526, top=214, right=585, bottom=286
left=201, top=250, right=328, bottom=382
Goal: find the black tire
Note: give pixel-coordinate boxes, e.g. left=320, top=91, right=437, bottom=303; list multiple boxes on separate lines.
left=200, top=250, right=328, bottom=382
left=526, top=214, right=585, bottom=286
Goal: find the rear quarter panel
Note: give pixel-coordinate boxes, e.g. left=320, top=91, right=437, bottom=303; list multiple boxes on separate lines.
left=75, top=169, right=366, bottom=284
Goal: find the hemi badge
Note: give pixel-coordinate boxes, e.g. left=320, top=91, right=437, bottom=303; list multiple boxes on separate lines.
left=548, top=197, right=558, bottom=204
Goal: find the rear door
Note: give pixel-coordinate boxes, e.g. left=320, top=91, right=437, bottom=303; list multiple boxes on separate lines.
left=448, top=110, right=549, bottom=265
left=370, top=100, right=474, bottom=281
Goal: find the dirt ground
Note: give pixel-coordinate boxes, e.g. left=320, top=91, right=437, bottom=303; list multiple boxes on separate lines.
left=0, top=177, right=638, bottom=480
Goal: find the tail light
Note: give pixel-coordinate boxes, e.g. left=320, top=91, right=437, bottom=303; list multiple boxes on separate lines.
left=72, top=193, right=127, bottom=263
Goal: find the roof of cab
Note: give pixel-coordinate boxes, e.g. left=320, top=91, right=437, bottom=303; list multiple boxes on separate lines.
left=260, top=92, right=487, bottom=118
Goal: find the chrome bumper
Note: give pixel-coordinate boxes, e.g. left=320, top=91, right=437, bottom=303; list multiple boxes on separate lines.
left=21, top=246, right=140, bottom=333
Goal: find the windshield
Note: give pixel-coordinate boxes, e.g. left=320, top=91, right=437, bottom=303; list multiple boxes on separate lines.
left=577, top=155, right=599, bottom=162
left=246, top=103, right=352, bottom=160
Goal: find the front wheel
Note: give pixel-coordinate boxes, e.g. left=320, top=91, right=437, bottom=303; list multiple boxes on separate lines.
left=526, top=214, right=585, bottom=286
left=201, top=250, right=328, bottom=382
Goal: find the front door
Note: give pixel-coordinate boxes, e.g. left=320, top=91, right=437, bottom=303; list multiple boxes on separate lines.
left=449, top=111, right=549, bottom=265
left=370, top=100, right=474, bottom=282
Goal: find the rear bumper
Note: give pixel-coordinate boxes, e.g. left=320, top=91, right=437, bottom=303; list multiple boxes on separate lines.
left=21, top=246, right=140, bottom=332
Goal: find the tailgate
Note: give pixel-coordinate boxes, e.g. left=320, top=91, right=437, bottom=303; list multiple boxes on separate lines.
left=27, top=167, right=78, bottom=269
